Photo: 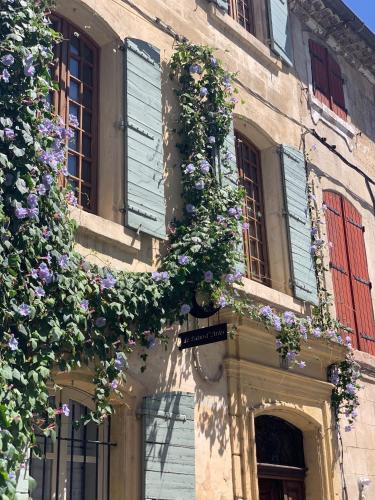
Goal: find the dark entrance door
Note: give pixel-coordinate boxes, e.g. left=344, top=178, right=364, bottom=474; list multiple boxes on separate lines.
left=256, top=416, right=306, bottom=500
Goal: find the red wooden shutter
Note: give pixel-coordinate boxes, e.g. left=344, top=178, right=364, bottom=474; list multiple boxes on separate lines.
left=324, top=192, right=358, bottom=348
left=343, top=198, right=375, bottom=354
left=328, top=54, right=347, bottom=121
left=309, top=40, right=330, bottom=108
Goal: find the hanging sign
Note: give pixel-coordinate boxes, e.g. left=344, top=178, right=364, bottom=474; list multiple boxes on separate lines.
left=178, top=323, right=227, bottom=350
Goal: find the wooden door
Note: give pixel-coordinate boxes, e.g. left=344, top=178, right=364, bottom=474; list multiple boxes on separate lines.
left=283, top=480, right=305, bottom=500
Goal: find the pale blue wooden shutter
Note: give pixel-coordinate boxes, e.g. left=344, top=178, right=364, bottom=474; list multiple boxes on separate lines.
left=209, top=0, right=228, bottom=12
left=124, top=38, right=166, bottom=238
left=280, top=145, right=318, bottom=304
left=220, top=124, right=245, bottom=274
left=142, top=392, right=195, bottom=500
left=267, top=0, right=293, bottom=66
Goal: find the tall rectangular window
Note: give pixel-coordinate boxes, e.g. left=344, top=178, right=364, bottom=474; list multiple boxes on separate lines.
left=309, top=40, right=347, bottom=121
left=51, top=16, right=99, bottom=212
left=228, top=0, right=255, bottom=34
left=235, top=132, right=269, bottom=284
left=324, top=191, right=375, bottom=354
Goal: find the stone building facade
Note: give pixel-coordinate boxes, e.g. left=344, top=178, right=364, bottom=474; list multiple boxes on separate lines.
left=20, top=0, right=375, bottom=499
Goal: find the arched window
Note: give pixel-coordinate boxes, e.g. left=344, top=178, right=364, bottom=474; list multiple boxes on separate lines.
left=256, top=415, right=306, bottom=500
left=29, top=389, right=112, bottom=499
left=51, top=15, right=99, bottom=212
left=235, top=132, right=270, bottom=284
left=323, top=191, right=375, bottom=354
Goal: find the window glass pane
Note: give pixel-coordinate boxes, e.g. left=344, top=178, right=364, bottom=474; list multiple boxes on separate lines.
left=83, top=111, right=92, bottom=132
left=70, top=36, right=80, bottom=55
left=83, top=135, right=91, bottom=157
left=68, top=155, right=79, bottom=177
left=69, top=103, right=80, bottom=127
left=69, top=129, right=79, bottom=152
left=83, top=64, right=93, bottom=86
left=82, top=160, right=91, bottom=182
left=82, top=87, right=92, bottom=108
left=83, top=44, right=93, bottom=63
left=81, top=186, right=92, bottom=210
left=69, top=57, right=80, bottom=78
left=69, top=80, right=80, bottom=101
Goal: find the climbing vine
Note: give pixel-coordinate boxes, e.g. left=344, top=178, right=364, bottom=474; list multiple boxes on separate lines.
left=0, top=0, right=360, bottom=496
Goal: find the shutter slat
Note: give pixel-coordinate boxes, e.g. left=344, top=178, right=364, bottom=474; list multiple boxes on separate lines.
left=143, top=392, right=195, bottom=500
left=267, top=0, right=294, bottom=66
left=280, top=145, right=318, bottom=304
left=343, top=198, right=375, bottom=354
left=125, top=38, right=166, bottom=238
left=327, top=54, right=347, bottom=120
left=324, top=191, right=358, bottom=348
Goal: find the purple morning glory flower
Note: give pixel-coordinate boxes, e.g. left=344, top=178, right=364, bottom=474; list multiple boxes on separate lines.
left=27, top=193, right=38, bottom=208
left=8, top=335, right=18, bottom=351
left=80, top=299, right=89, bottom=311
left=330, top=372, right=340, bottom=385
left=4, top=128, right=15, bottom=140
left=180, top=304, right=191, bottom=315
left=225, top=152, right=235, bottom=162
left=189, top=63, right=201, bottom=74
left=15, top=207, right=28, bottom=219
left=210, top=56, right=217, bottom=67
left=1, top=68, right=10, bottom=82
left=296, top=360, right=306, bottom=369
left=217, top=215, right=225, bottom=223
left=186, top=204, right=195, bottom=214
left=18, top=303, right=31, bottom=316
left=27, top=207, right=39, bottom=219
left=312, top=327, right=321, bottom=338
left=204, top=271, right=213, bottom=283
left=242, top=222, right=249, bottom=230
left=101, top=273, right=117, bottom=290
left=58, top=254, right=69, bottom=269
left=69, top=114, right=79, bottom=128
left=65, top=191, right=77, bottom=207
left=223, top=75, right=231, bottom=87
left=178, top=255, right=189, bottom=265
left=284, top=311, right=295, bottom=326
left=8, top=472, right=16, bottom=480
left=184, top=163, right=195, bottom=174
left=37, top=183, right=47, bottom=195
left=151, top=271, right=161, bottom=281
left=194, top=180, right=205, bottom=190
left=208, top=136, right=216, bottom=144
left=260, top=305, right=273, bottom=319
left=346, top=383, right=356, bottom=395
left=225, top=273, right=235, bottom=284
left=115, top=352, right=126, bottom=370
left=200, top=160, right=210, bottom=174
left=35, top=287, right=45, bottom=298
left=42, top=228, right=51, bottom=239
left=299, top=325, right=307, bottom=339
left=160, top=271, right=169, bottom=281
left=24, top=64, right=35, bottom=77
left=234, top=270, right=243, bottom=280
left=111, top=379, right=119, bottom=389
left=38, top=262, right=52, bottom=282
left=62, top=404, right=70, bottom=417
left=199, top=87, right=208, bottom=97
left=272, top=315, right=282, bottom=332
left=275, top=339, right=283, bottom=349
left=42, top=173, right=53, bottom=187
left=228, top=207, right=237, bottom=217
left=344, top=425, right=352, bottom=432
left=286, top=351, right=297, bottom=360
left=230, top=97, right=239, bottom=104
left=1, top=54, right=14, bottom=66
left=218, top=295, right=227, bottom=308
left=95, top=317, right=106, bottom=328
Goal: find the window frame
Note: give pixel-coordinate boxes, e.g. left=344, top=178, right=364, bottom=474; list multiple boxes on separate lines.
left=228, top=0, right=255, bottom=35
left=309, top=39, right=347, bottom=121
left=235, top=131, right=270, bottom=285
left=51, top=14, right=100, bottom=213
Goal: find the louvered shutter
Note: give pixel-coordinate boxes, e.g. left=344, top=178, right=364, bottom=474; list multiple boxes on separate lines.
left=209, top=0, right=229, bottom=12
left=280, top=146, right=318, bottom=304
left=309, top=40, right=330, bottom=108
left=323, top=192, right=358, bottom=348
left=142, top=392, right=195, bottom=500
left=327, top=54, right=347, bottom=121
left=343, top=198, right=375, bottom=354
left=124, top=38, right=166, bottom=238
left=219, top=125, right=245, bottom=274
left=267, top=0, right=294, bottom=66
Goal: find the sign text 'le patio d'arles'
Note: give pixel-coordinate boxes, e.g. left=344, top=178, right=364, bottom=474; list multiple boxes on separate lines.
left=178, top=323, right=228, bottom=350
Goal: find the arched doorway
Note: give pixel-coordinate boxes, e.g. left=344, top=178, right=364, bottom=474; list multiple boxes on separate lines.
left=256, top=415, right=306, bottom=500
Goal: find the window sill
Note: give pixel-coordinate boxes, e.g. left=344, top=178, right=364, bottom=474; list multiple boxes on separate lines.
left=239, top=277, right=311, bottom=315
left=207, top=3, right=282, bottom=72
left=70, top=207, right=141, bottom=254
left=309, top=94, right=356, bottom=151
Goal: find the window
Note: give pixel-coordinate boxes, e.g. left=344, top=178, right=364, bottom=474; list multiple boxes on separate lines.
left=51, top=16, right=99, bottom=212
left=323, top=191, right=375, bottom=354
left=29, top=391, right=112, bottom=500
left=309, top=40, right=346, bottom=121
left=228, top=0, right=255, bottom=34
left=256, top=415, right=306, bottom=500
left=235, top=132, right=270, bottom=284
